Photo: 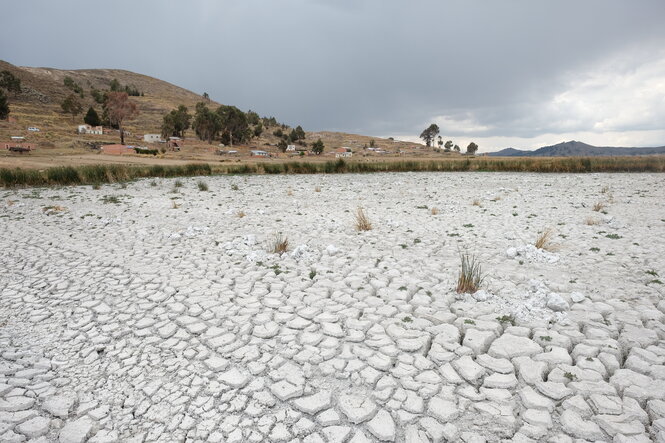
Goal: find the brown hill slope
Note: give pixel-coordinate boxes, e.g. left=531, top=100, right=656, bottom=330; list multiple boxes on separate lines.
left=0, top=60, right=426, bottom=167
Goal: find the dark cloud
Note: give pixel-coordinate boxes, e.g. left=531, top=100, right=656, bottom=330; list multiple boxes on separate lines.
left=2, top=0, right=664, bottom=148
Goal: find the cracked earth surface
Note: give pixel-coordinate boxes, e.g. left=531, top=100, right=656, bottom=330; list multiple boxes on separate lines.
left=1, top=172, right=664, bottom=442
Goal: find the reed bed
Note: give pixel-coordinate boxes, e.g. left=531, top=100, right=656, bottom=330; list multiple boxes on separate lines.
left=2, top=156, right=664, bottom=187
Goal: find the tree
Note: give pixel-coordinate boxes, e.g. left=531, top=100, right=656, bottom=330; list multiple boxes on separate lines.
left=311, top=138, right=324, bottom=155
left=193, top=102, right=221, bottom=143
left=84, top=106, right=101, bottom=126
left=437, top=136, right=443, bottom=150
left=161, top=105, right=191, bottom=138
left=277, top=139, right=288, bottom=152
left=444, top=140, right=453, bottom=152
left=253, top=123, right=263, bottom=138
left=104, top=92, right=139, bottom=144
left=0, top=70, right=21, bottom=95
left=202, top=92, right=210, bottom=102
left=369, top=139, right=376, bottom=148
left=419, top=123, right=439, bottom=147
left=273, top=128, right=283, bottom=137
left=110, top=79, right=121, bottom=92
left=294, top=125, right=306, bottom=141
left=466, top=142, right=479, bottom=155
left=0, top=90, right=9, bottom=120
left=217, top=105, right=250, bottom=146
left=61, top=94, right=83, bottom=121
left=453, top=144, right=461, bottom=152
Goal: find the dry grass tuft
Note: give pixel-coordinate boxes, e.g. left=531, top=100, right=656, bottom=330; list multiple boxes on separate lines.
left=601, top=185, right=610, bottom=194
left=585, top=217, right=600, bottom=225
left=236, top=210, right=246, bottom=218
left=456, top=252, right=484, bottom=294
left=314, top=186, right=321, bottom=192
left=171, top=200, right=180, bottom=209
left=354, top=207, right=372, bottom=231
left=43, top=205, right=66, bottom=214
left=7, top=200, right=16, bottom=206
left=472, top=199, right=481, bottom=206
left=268, top=233, right=289, bottom=254
left=592, top=202, right=606, bottom=212
left=534, top=228, right=557, bottom=251
left=430, top=207, right=440, bottom=215
left=287, top=188, right=294, bottom=196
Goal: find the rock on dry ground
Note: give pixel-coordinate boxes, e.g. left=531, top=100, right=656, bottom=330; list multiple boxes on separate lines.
left=0, top=172, right=664, bottom=442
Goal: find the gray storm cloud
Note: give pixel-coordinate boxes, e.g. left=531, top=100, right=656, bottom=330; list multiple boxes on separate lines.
left=2, top=0, right=664, bottom=149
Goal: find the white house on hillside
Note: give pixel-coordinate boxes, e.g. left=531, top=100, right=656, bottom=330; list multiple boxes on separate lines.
left=143, top=134, right=165, bottom=143
left=77, top=124, right=103, bottom=135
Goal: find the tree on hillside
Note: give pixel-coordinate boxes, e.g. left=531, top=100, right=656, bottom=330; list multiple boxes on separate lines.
left=161, top=105, right=192, bottom=138
left=311, top=138, right=325, bottom=155
left=0, top=90, right=9, bottom=120
left=202, top=92, right=210, bottom=102
left=444, top=140, right=453, bottom=152
left=217, top=105, right=250, bottom=146
left=466, top=142, right=479, bottom=155
left=277, top=139, right=288, bottom=152
left=84, top=106, right=101, bottom=126
left=110, top=79, right=121, bottom=92
left=253, top=123, right=263, bottom=138
left=61, top=94, right=83, bottom=122
left=419, top=123, right=439, bottom=147
left=294, top=125, right=306, bottom=141
left=0, top=70, right=21, bottom=95
left=193, top=102, right=221, bottom=144
left=104, top=92, right=139, bottom=145
left=453, top=144, right=461, bottom=152
left=437, top=136, right=443, bottom=150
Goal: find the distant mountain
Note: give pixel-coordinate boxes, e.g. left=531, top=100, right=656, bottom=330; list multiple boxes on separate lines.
left=488, top=141, right=665, bottom=157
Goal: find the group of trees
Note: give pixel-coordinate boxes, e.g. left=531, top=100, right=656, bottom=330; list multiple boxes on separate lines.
left=161, top=105, right=191, bottom=138
left=188, top=102, right=257, bottom=146
left=420, top=123, right=479, bottom=155
left=0, top=70, right=22, bottom=120
left=110, top=78, right=142, bottom=96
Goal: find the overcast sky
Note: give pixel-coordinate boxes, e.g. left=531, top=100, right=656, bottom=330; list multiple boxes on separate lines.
left=2, top=0, right=665, bottom=151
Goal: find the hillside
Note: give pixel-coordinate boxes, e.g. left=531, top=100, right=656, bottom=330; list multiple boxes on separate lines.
left=489, top=140, right=665, bottom=157
left=0, top=60, right=424, bottom=159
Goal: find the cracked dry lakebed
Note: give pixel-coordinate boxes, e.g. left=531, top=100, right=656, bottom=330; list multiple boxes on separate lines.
left=1, top=172, right=665, bottom=442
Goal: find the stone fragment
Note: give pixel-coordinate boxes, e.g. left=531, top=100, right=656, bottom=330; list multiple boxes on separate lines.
left=427, top=396, right=459, bottom=422
left=338, top=394, right=377, bottom=424
left=293, top=391, right=332, bottom=415
left=366, top=409, right=395, bottom=441
left=16, top=416, right=50, bottom=438
left=560, top=410, right=605, bottom=441
left=59, top=416, right=95, bottom=443
left=488, top=334, right=541, bottom=359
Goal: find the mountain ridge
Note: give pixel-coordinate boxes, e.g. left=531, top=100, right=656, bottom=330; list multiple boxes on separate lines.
left=488, top=140, right=665, bottom=157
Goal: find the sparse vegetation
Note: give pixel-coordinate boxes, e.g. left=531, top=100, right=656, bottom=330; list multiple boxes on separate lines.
left=592, top=202, right=606, bottom=212
left=496, top=314, right=516, bottom=326
left=456, top=251, right=484, bottom=294
left=268, top=233, right=289, bottom=255
left=585, top=217, right=600, bottom=225
left=606, top=233, right=622, bottom=239
left=314, top=186, right=321, bottom=192
left=354, top=207, right=372, bottom=231
left=101, top=195, right=120, bottom=204
left=430, top=207, right=440, bottom=215
left=197, top=180, right=208, bottom=191
left=236, top=210, right=246, bottom=218
left=534, top=228, right=557, bottom=251
left=472, top=199, right=481, bottom=206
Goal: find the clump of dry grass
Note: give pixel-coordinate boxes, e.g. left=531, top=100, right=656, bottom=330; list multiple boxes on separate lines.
left=601, top=185, right=610, bottom=194
left=354, top=207, right=372, bottom=231
left=472, top=199, right=481, bottom=206
left=7, top=200, right=16, bottom=206
left=268, top=233, right=289, bottom=254
left=43, top=205, right=66, bottom=215
left=585, top=217, right=600, bottom=225
left=491, top=196, right=501, bottom=202
left=314, top=186, right=321, bottom=192
left=456, top=252, right=484, bottom=294
left=430, top=207, right=440, bottom=215
left=171, top=200, right=180, bottom=209
left=236, top=210, right=246, bottom=218
left=592, top=202, right=606, bottom=212
left=534, top=228, right=557, bottom=251
left=287, top=188, right=294, bottom=196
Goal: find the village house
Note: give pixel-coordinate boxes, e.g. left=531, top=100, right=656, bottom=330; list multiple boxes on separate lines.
left=143, top=134, right=165, bottom=143
left=3, top=142, right=36, bottom=153
left=250, top=150, right=269, bottom=157
left=101, top=144, right=132, bottom=155
left=335, top=147, right=353, bottom=158
left=77, top=124, right=103, bottom=135
left=285, top=144, right=297, bottom=152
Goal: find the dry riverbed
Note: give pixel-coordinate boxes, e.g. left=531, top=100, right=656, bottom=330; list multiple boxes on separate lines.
left=1, top=172, right=664, bottom=442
